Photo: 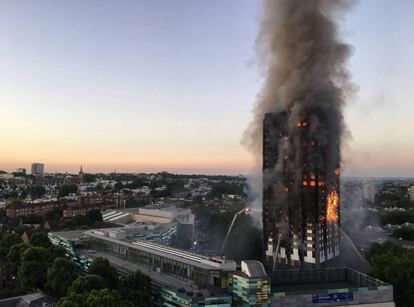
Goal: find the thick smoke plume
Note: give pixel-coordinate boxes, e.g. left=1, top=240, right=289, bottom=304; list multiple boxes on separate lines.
left=243, top=0, right=356, bottom=219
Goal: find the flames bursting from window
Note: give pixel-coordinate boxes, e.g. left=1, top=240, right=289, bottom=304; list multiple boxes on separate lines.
left=326, top=191, right=339, bottom=222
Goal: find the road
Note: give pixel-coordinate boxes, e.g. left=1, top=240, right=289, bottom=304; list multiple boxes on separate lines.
left=346, top=229, right=414, bottom=253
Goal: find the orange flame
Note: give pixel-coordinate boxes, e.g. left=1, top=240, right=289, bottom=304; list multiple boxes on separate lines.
left=335, top=168, right=340, bottom=176
left=326, top=192, right=339, bottom=222
left=310, top=181, right=316, bottom=187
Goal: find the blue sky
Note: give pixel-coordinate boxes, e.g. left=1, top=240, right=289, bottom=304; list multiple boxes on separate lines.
left=0, top=1, right=413, bottom=176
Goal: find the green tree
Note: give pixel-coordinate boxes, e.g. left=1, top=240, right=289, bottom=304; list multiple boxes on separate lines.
left=370, top=249, right=414, bottom=307
left=117, top=270, right=151, bottom=306
left=18, top=247, right=52, bottom=290
left=379, top=211, right=414, bottom=226
left=393, top=226, right=414, bottom=241
left=58, top=184, right=78, bottom=198
left=367, top=241, right=405, bottom=262
left=68, top=274, right=107, bottom=295
left=85, top=210, right=103, bottom=223
left=114, top=182, right=124, bottom=191
left=29, top=185, right=46, bottom=199
left=0, top=232, right=22, bottom=258
left=94, top=184, right=104, bottom=192
left=166, top=179, right=185, bottom=190
left=206, top=181, right=246, bottom=200
left=369, top=242, right=414, bottom=307
left=126, top=178, right=146, bottom=189
left=83, top=174, right=97, bottom=183
left=49, top=245, right=68, bottom=260
left=89, top=258, right=118, bottom=289
left=6, top=243, right=28, bottom=275
left=45, top=208, right=63, bottom=228
left=85, top=289, right=126, bottom=307
left=56, top=289, right=131, bottom=307
left=46, top=258, right=79, bottom=297
left=30, top=232, right=52, bottom=248
left=54, top=293, right=84, bottom=307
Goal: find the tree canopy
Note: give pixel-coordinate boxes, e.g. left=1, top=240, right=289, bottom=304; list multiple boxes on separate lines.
left=30, top=232, right=52, bottom=248
left=393, top=226, right=414, bottom=241
left=68, top=274, right=107, bottom=295
left=29, top=185, right=46, bottom=199
left=46, top=257, right=79, bottom=297
left=0, top=232, right=22, bottom=259
left=56, top=289, right=132, bottom=307
left=369, top=242, right=414, bottom=307
left=117, top=270, right=151, bottom=306
left=6, top=243, right=28, bottom=275
left=18, top=247, right=52, bottom=290
left=85, top=289, right=126, bottom=307
left=58, top=184, right=78, bottom=198
left=88, top=258, right=118, bottom=289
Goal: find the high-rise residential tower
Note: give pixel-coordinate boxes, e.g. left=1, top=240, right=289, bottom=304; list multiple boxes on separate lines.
left=263, top=112, right=340, bottom=270
left=31, top=163, right=44, bottom=176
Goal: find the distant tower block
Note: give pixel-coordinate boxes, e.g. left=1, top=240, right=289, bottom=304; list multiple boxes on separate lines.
left=262, top=112, right=341, bottom=269
left=363, top=180, right=376, bottom=203
left=31, top=163, right=44, bottom=176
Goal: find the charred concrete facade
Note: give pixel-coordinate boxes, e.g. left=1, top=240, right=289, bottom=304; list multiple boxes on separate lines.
left=263, top=112, right=341, bottom=270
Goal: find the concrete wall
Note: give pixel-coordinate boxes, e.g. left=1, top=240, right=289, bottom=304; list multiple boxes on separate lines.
left=271, top=287, right=393, bottom=307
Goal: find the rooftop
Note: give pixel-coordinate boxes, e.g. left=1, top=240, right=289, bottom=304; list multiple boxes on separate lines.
left=269, top=268, right=391, bottom=295
left=49, top=230, right=86, bottom=240
left=84, top=229, right=236, bottom=271
left=78, top=249, right=229, bottom=299
left=0, top=291, right=54, bottom=307
left=240, top=260, right=267, bottom=278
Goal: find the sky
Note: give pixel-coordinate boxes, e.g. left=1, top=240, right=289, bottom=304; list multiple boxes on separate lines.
left=0, top=0, right=413, bottom=177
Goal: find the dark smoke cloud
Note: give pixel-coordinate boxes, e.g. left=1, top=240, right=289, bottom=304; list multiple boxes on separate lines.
left=243, top=0, right=356, bottom=213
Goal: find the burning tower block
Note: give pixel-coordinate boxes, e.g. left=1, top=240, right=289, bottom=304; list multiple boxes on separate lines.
left=263, top=112, right=340, bottom=269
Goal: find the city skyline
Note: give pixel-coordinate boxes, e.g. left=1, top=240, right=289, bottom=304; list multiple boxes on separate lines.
left=1, top=1, right=414, bottom=177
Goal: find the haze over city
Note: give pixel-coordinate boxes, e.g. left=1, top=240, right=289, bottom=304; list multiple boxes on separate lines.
left=1, top=0, right=414, bottom=176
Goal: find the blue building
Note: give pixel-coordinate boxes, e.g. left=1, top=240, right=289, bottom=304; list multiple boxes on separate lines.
left=231, top=261, right=270, bottom=307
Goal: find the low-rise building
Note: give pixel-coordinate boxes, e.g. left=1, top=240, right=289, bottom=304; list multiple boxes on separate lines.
left=6, top=201, right=66, bottom=218
left=0, top=291, right=54, bottom=306
left=6, top=195, right=126, bottom=219
left=62, top=196, right=125, bottom=218
left=231, top=260, right=270, bottom=306
left=171, top=188, right=191, bottom=199
left=48, top=229, right=394, bottom=307
left=124, top=222, right=177, bottom=245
